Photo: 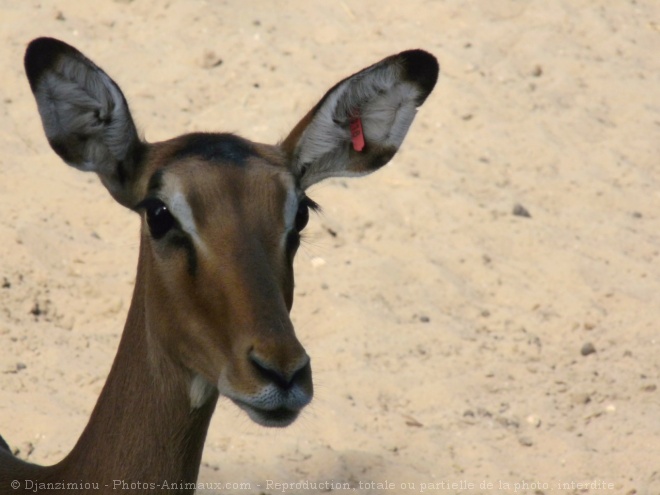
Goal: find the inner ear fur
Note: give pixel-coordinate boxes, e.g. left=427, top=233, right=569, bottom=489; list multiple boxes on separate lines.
left=281, top=49, right=439, bottom=190
left=24, top=37, right=145, bottom=207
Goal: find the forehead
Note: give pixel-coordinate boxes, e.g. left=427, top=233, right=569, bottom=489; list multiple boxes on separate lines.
left=144, top=132, right=296, bottom=211
left=171, top=133, right=258, bottom=165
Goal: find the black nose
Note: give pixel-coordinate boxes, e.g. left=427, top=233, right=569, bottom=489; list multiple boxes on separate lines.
left=248, top=352, right=312, bottom=391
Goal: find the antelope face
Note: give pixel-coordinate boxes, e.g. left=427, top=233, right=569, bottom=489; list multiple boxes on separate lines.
left=24, top=37, right=438, bottom=428
left=137, top=135, right=314, bottom=426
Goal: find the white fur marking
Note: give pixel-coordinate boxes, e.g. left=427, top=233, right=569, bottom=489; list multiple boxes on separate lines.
left=190, top=373, right=215, bottom=409
left=282, top=183, right=299, bottom=249
left=162, top=176, right=208, bottom=254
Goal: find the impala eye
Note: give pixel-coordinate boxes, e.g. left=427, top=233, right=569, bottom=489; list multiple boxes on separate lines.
left=295, top=202, right=310, bottom=232
left=141, top=198, right=175, bottom=240
left=295, top=197, right=318, bottom=233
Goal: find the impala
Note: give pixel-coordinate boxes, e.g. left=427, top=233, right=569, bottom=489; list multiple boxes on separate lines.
left=0, top=37, right=438, bottom=493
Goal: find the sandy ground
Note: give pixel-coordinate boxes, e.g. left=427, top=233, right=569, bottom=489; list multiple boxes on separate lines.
left=1, top=1, right=659, bottom=494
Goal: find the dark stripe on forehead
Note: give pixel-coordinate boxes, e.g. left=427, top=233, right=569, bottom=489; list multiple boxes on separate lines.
left=147, top=168, right=165, bottom=193
left=131, top=169, right=166, bottom=211
left=174, top=133, right=256, bottom=166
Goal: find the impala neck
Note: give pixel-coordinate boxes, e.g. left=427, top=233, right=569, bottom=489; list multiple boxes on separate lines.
left=11, top=243, right=219, bottom=492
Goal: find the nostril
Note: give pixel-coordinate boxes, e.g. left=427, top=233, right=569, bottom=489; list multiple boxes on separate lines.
left=249, top=353, right=310, bottom=390
left=250, top=354, right=288, bottom=389
left=291, top=358, right=312, bottom=387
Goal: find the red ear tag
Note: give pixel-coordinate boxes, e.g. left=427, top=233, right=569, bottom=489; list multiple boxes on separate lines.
left=350, top=117, right=365, bottom=152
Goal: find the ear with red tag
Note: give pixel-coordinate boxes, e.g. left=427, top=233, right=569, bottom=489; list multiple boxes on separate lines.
left=281, top=50, right=438, bottom=190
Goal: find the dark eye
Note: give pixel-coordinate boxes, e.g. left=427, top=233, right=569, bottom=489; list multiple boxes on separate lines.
left=295, top=201, right=310, bottom=232
left=143, top=199, right=175, bottom=240
left=295, top=196, right=319, bottom=232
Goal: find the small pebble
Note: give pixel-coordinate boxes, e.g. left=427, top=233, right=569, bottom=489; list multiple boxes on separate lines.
left=311, top=257, right=326, bottom=268
left=581, top=342, right=596, bottom=356
left=513, top=203, right=532, bottom=218
left=201, top=50, right=223, bottom=69
left=526, top=414, right=542, bottom=427
left=30, top=302, right=42, bottom=317
left=571, top=392, right=591, bottom=405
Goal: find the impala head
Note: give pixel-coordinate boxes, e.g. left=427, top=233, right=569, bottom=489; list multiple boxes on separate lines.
left=24, top=38, right=438, bottom=427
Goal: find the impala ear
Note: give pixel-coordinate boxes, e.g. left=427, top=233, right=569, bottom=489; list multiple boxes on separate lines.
left=281, top=50, right=439, bottom=190
left=24, top=37, right=145, bottom=207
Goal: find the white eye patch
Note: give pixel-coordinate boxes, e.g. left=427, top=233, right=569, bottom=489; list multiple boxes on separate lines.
left=283, top=186, right=299, bottom=232
left=159, top=175, right=208, bottom=255
left=281, top=177, right=301, bottom=250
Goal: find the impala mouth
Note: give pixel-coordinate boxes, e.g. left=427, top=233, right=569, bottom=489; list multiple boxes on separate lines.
left=232, top=400, right=301, bottom=427
left=219, top=371, right=312, bottom=427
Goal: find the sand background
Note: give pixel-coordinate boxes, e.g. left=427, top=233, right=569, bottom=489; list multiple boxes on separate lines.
left=1, top=1, right=659, bottom=494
